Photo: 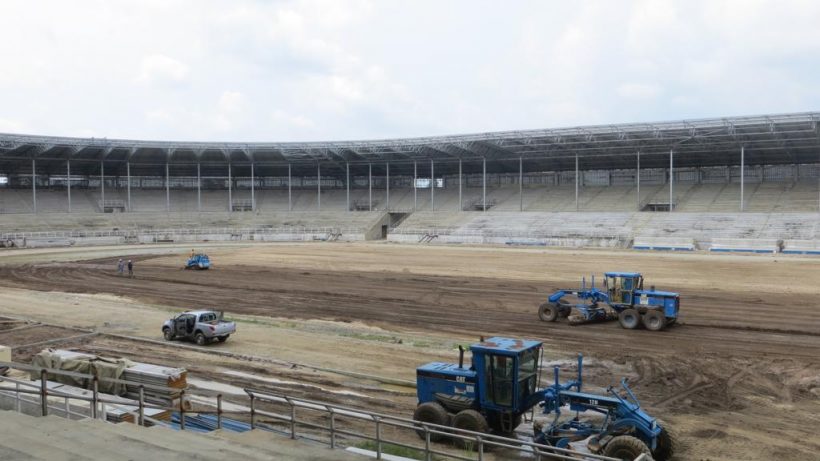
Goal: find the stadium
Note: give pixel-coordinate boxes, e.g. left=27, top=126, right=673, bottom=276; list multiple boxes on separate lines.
left=1, top=111, right=819, bottom=461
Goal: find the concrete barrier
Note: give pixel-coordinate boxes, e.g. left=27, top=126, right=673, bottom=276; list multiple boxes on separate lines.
left=782, top=240, right=820, bottom=255
left=633, top=237, right=695, bottom=251
left=709, top=238, right=779, bottom=254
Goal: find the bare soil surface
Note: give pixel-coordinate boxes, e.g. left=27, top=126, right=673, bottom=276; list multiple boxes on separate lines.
left=1, top=242, right=819, bottom=460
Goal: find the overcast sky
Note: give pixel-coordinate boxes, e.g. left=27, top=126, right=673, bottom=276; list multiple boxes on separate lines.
left=0, top=0, right=818, bottom=142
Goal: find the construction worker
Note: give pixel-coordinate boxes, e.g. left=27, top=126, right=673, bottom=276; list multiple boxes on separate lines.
left=117, top=258, right=125, bottom=276
left=127, top=260, right=133, bottom=278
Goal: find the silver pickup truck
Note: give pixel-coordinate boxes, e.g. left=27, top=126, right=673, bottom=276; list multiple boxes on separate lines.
left=162, top=310, right=236, bottom=345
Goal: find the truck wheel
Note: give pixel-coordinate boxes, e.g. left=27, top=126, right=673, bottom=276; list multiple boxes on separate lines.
left=643, top=310, right=667, bottom=331
left=603, top=435, right=651, bottom=460
left=195, top=332, right=207, bottom=346
left=452, top=409, right=489, bottom=449
left=618, top=309, right=640, bottom=329
left=652, top=419, right=677, bottom=461
left=217, top=335, right=229, bottom=342
left=538, top=302, right=559, bottom=322
left=413, top=402, right=449, bottom=442
left=163, top=328, right=174, bottom=341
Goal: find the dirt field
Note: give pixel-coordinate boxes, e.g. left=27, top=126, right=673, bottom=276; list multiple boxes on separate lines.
left=1, top=242, right=819, bottom=460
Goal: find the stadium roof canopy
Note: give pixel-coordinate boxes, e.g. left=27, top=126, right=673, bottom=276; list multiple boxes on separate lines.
left=0, top=112, right=818, bottom=176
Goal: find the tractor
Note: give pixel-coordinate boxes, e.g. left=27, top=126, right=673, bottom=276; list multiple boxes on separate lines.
left=413, top=337, right=675, bottom=460
left=185, top=253, right=211, bottom=270
left=538, top=272, right=679, bottom=331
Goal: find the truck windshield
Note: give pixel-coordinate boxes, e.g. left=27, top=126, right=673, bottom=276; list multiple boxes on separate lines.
left=518, top=348, right=539, bottom=404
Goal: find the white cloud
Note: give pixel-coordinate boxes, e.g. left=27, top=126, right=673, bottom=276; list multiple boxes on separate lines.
left=134, top=54, right=190, bottom=85
left=617, top=83, right=663, bottom=100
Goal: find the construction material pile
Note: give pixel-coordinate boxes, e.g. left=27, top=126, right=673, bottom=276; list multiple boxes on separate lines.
left=31, top=349, right=187, bottom=408
left=124, top=363, right=187, bottom=408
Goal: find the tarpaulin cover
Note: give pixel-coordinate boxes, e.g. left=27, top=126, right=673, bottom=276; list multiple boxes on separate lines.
left=30, top=349, right=133, bottom=395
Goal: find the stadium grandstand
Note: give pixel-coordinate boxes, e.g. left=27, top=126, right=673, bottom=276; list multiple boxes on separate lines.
left=1, top=111, right=819, bottom=253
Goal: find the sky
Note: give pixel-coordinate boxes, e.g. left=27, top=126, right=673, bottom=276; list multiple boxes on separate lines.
left=0, top=0, right=819, bottom=142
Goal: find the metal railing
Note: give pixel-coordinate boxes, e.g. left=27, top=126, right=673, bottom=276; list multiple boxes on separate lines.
left=390, top=227, right=631, bottom=239
left=243, top=387, right=625, bottom=461
left=0, top=226, right=364, bottom=240
left=0, top=361, right=636, bottom=461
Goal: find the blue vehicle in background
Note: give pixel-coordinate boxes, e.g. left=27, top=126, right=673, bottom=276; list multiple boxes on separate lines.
left=538, top=272, right=680, bottom=331
left=185, top=253, right=211, bottom=270
left=413, top=337, right=675, bottom=460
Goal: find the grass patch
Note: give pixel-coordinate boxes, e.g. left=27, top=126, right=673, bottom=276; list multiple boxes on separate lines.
left=342, top=332, right=404, bottom=343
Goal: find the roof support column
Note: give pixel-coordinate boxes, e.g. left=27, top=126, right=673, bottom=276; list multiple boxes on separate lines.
left=458, top=158, right=462, bottom=211
left=288, top=164, right=292, bottom=212
left=346, top=162, right=350, bottom=212
left=430, top=159, right=435, bottom=212
left=575, top=154, right=579, bottom=211
left=368, top=163, right=372, bottom=211
left=127, top=161, right=131, bottom=212
left=740, top=146, right=745, bottom=212
left=251, top=162, right=256, bottom=211
left=102, top=160, right=107, bottom=210
left=669, top=149, right=674, bottom=213
left=196, top=162, right=200, bottom=212
left=636, top=151, right=640, bottom=211
left=67, top=160, right=71, bottom=213
left=482, top=157, right=487, bottom=212
left=227, top=162, right=232, bottom=212
left=31, top=158, right=36, bottom=214
left=165, top=161, right=170, bottom=212
left=317, top=162, right=321, bottom=211
left=519, top=156, right=523, bottom=212
left=386, top=162, right=390, bottom=211
left=413, top=161, right=417, bottom=211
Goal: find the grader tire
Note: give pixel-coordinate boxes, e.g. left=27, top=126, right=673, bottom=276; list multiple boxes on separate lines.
left=618, top=309, right=641, bottom=330
left=653, top=419, right=678, bottom=461
left=603, top=435, right=652, bottom=460
left=451, top=410, right=490, bottom=449
left=413, top=402, right=450, bottom=442
left=643, top=310, right=667, bottom=331
left=538, top=303, right=559, bottom=322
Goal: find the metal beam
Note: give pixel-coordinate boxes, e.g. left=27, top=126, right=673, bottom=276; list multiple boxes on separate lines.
left=346, top=162, right=350, bottom=212
left=458, top=158, right=462, bottom=211
left=482, top=157, right=487, bottom=212
left=636, top=151, right=640, bottom=211
left=368, top=163, right=372, bottom=211
left=227, top=162, right=232, bottom=212
left=519, top=156, right=523, bottom=212
left=575, top=154, right=579, bottom=211
left=413, top=161, right=417, bottom=211
left=166, top=162, right=170, bottom=212
left=251, top=162, right=256, bottom=211
left=196, top=162, right=200, bottom=212
left=669, top=149, right=674, bottom=212
left=317, top=162, right=321, bottom=211
left=67, top=160, right=71, bottom=213
left=31, top=158, right=36, bottom=213
left=386, top=162, right=390, bottom=211
left=101, top=160, right=105, bottom=210
left=288, top=163, right=292, bottom=211
left=740, top=145, right=745, bottom=211
left=127, top=161, right=131, bottom=211
left=430, top=159, right=435, bottom=211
